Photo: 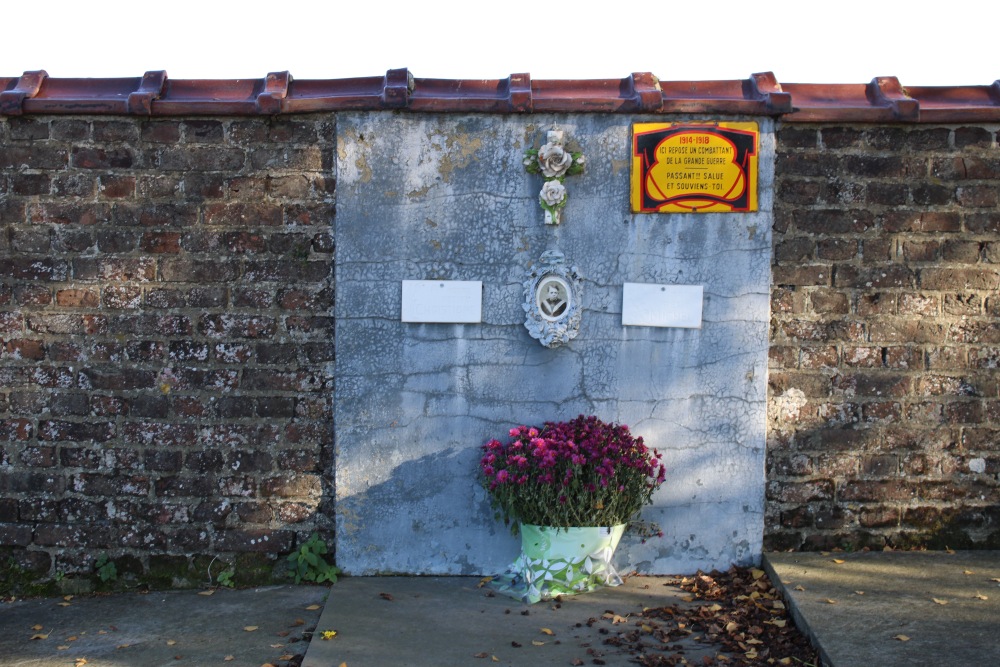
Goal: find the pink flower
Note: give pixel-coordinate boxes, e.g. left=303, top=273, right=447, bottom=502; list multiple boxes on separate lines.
left=496, top=469, right=510, bottom=484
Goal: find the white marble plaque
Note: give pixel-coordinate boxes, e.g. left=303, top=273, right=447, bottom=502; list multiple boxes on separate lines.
left=401, top=280, right=482, bottom=323
left=622, top=283, right=703, bottom=328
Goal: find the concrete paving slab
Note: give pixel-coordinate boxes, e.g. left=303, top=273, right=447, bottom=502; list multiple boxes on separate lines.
left=0, top=585, right=327, bottom=667
left=764, top=551, right=1000, bottom=667
left=302, top=575, right=718, bottom=667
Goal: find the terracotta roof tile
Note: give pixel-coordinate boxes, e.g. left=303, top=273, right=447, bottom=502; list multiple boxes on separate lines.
left=2, top=69, right=999, bottom=122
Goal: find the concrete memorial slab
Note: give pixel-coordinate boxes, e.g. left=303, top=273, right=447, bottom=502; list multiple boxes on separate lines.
left=335, top=113, right=775, bottom=575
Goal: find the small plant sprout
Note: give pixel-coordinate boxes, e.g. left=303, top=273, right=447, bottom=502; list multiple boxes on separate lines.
left=94, top=554, right=118, bottom=583
left=287, top=533, right=341, bottom=584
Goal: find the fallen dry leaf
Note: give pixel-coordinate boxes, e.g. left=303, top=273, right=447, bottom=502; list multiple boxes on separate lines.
left=58, top=602, right=72, bottom=607
left=31, top=624, right=43, bottom=631
left=74, top=660, right=87, bottom=667
left=290, top=618, right=305, bottom=627
left=991, top=578, right=1000, bottom=583
left=279, top=655, right=294, bottom=661
left=572, top=660, right=585, bottom=666
left=832, top=558, right=846, bottom=564
left=975, top=592, right=989, bottom=600
left=68, top=636, right=78, bottom=641
left=305, top=604, right=321, bottom=611
left=540, top=627, right=554, bottom=635
left=794, top=585, right=806, bottom=591
left=30, top=631, right=49, bottom=640
left=57, top=645, right=69, bottom=650
left=492, top=657, right=499, bottom=663
left=531, top=640, right=545, bottom=646
left=964, top=570, right=974, bottom=575
left=270, top=643, right=285, bottom=648
left=824, top=599, right=837, bottom=605
left=750, top=568, right=765, bottom=580
left=276, top=631, right=290, bottom=637
left=477, top=577, right=493, bottom=588
left=166, top=640, right=177, bottom=646
left=224, top=657, right=234, bottom=662
left=893, top=634, right=910, bottom=642
left=244, top=625, right=259, bottom=632
left=198, top=590, right=215, bottom=596
left=379, top=592, right=394, bottom=602
left=473, top=652, right=488, bottom=659
left=855, top=591, right=865, bottom=595
left=116, top=644, right=130, bottom=649
left=932, top=598, right=948, bottom=605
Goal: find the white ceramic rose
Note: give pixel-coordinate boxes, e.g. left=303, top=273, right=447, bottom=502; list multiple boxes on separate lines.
left=537, top=142, right=574, bottom=178
left=540, top=180, right=567, bottom=207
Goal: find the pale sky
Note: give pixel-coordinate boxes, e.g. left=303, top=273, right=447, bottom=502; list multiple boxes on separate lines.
left=4, top=1, right=995, bottom=86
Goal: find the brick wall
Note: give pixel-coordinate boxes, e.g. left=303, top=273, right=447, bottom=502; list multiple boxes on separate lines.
left=3, top=108, right=999, bottom=585
left=768, top=124, right=1000, bottom=550
left=0, top=115, right=335, bottom=583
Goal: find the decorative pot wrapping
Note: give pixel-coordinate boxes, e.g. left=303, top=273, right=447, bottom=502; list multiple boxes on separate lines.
left=490, top=524, right=626, bottom=604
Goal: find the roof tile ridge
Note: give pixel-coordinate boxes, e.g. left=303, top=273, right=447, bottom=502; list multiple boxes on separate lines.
left=0, top=70, right=48, bottom=115
left=127, top=70, right=168, bottom=115
left=866, top=76, right=919, bottom=121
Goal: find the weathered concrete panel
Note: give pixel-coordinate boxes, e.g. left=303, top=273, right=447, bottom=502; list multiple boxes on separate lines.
left=335, top=113, right=774, bottom=574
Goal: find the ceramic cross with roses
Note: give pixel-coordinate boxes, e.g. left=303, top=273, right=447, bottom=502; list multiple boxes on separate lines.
left=523, top=129, right=585, bottom=225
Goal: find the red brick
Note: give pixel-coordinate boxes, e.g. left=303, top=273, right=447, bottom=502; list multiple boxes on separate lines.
left=3, top=339, right=46, bottom=361
left=773, top=265, right=829, bottom=286
left=199, top=315, right=277, bottom=339
left=98, top=175, right=136, bottom=198
left=778, top=127, right=820, bottom=148
left=140, top=231, right=181, bottom=254
left=840, top=480, right=917, bottom=502
left=215, top=529, right=295, bottom=552
left=71, top=146, right=134, bottom=169
left=920, top=267, right=1000, bottom=290
left=0, top=257, right=69, bottom=281
left=766, top=480, right=833, bottom=503
left=158, top=146, right=245, bottom=171
left=0, top=419, right=33, bottom=441
left=882, top=211, right=961, bottom=233
left=204, top=202, right=282, bottom=227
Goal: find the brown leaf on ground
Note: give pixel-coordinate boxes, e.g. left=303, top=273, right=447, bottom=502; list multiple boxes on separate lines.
left=379, top=592, right=394, bottom=602
left=893, top=634, right=910, bottom=642
left=598, top=566, right=820, bottom=666
left=305, top=604, right=321, bottom=611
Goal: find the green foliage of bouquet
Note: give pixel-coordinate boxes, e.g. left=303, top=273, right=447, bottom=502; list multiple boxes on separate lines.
left=480, top=415, right=666, bottom=529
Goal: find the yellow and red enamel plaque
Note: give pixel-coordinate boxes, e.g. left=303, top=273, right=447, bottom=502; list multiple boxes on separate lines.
left=631, top=122, right=758, bottom=213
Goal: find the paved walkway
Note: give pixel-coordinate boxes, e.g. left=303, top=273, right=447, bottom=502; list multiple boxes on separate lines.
left=2, top=551, right=997, bottom=666
left=764, top=550, right=1000, bottom=667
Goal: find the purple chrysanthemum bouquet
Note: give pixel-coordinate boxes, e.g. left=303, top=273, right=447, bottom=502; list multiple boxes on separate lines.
left=480, top=415, right=666, bottom=529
